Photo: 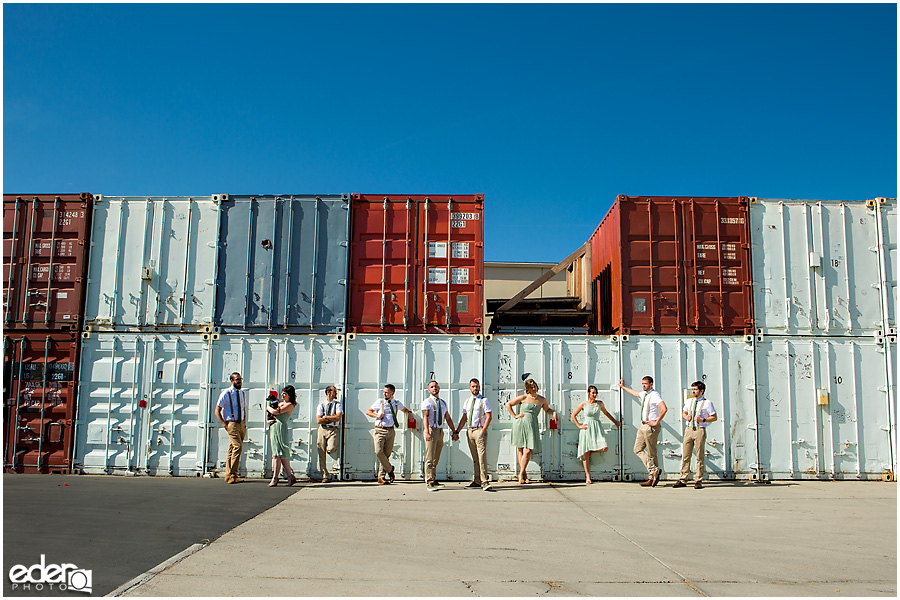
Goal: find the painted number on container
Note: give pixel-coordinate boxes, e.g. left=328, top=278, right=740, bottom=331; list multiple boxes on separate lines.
left=428, top=268, right=447, bottom=284
left=720, top=217, right=745, bottom=224
left=834, top=376, right=843, bottom=384
left=451, top=212, right=479, bottom=229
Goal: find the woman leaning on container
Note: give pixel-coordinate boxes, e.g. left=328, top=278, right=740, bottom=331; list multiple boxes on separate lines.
left=507, top=379, right=557, bottom=485
left=571, top=385, right=621, bottom=484
left=267, top=386, right=298, bottom=487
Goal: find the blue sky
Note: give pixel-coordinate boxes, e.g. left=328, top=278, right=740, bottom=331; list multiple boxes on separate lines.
left=4, top=3, right=896, bottom=263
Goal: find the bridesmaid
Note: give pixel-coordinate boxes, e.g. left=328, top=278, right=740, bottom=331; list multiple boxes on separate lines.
left=507, top=378, right=557, bottom=484
left=571, top=385, right=621, bottom=484
left=266, top=385, right=298, bottom=487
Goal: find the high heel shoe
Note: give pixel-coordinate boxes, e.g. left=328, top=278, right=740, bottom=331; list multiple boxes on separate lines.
left=287, top=474, right=297, bottom=487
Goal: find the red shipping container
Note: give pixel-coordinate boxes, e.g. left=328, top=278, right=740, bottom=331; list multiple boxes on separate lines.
left=3, top=194, right=93, bottom=331
left=349, top=194, right=484, bottom=333
left=4, top=332, right=80, bottom=473
left=591, top=195, right=754, bottom=336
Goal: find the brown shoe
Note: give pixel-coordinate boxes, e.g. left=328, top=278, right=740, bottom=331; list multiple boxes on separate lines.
left=651, top=469, right=661, bottom=487
left=640, top=479, right=653, bottom=486
left=673, top=480, right=686, bottom=488
left=694, top=481, right=703, bottom=489
left=377, top=477, right=388, bottom=484
left=232, top=477, right=245, bottom=483
left=388, top=467, right=396, bottom=483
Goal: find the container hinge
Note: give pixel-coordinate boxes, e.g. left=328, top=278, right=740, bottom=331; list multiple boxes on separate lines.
left=340, top=241, right=349, bottom=247
left=880, top=425, right=891, bottom=432
left=745, top=384, right=757, bottom=391
left=338, top=279, right=347, bottom=286
left=747, top=424, right=759, bottom=430
left=749, top=463, right=761, bottom=470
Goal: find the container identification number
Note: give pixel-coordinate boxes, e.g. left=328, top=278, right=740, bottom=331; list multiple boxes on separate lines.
left=720, top=217, right=745, bottom=224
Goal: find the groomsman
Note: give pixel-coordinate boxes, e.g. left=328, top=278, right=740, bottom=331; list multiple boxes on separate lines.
left=452, top=378, right=494, bottom=491
left=365, top=384, right=414, bottom=484
left=422, top=381, right=455, bottom=492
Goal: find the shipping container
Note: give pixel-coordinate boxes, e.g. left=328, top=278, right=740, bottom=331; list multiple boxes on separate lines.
left=3, top=194, right=93, bottom=331
left=73, top=332, right=344, bottom=478
left=349, top=194, right=484, bottom=334
left=591, top=195, right=754, bottom=336
left=750, top=198, right=888, bottom=336
left=618, top=335, right=760, bottom=481
left=754, top=336, right=893, bottom=479
left=215, top=194, right=350, bottom=333
left=83, top=196, right=221, bottom=332
left=484, top=335, right=622, bottom=482
left=342, top=334, right=484, bottom=481
left=4, top=332, right=80, bottom=473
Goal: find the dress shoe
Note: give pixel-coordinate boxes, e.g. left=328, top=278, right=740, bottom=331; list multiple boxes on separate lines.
left=231, top=477, right=245, bottom=484
left=651, top=469, right=661, bottom=487
left=673, top=480, right=686, bottom=488
left=287, top=475, right=297, bottom=487
left=388, top=468, right=396, bottom=483
left=466, top=481, right=481, bottom=488
left=377, top=477, right=388, bottom=484
left=694, top=481, right=703, bottom=489
left=640, top=478, right=654, bottom=486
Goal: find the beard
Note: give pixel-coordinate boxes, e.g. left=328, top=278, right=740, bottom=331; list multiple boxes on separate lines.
left=233, top=382, right=242, bottom=389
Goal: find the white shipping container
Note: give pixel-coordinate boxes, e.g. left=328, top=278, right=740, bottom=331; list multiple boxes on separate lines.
left=751, top=198, right=885, bottom=336
left=74, top=333, right=345, bottom=478
left=875, top=197, right=897, bottom=334
left=84, top=196, right=221, bottom=331
left=342, top=334, right=484, bottom=481
left=619, top=336, right=760, bottom=481
left=754, top=336, right=893, bottom=479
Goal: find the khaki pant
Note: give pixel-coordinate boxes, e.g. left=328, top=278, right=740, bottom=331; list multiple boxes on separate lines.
left=317, top=426, right=339, bottom=479
left=633, top=423, right=661, bottom=475
left=467, top=427, right=489, bottom=486
left=225, top=421, right=246, bottom=481
left=679, top=426, right=707, bottom=483
left=424, top=428, right=444, bottom=485
left=373, top=426, right=396, bottom=478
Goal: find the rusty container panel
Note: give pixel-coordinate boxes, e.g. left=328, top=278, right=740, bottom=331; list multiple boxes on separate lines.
left=3, top=332, right=79, bottom=473
left=592, top=195, right=754, bottom=336
left=3, top=194, right=93, bottom=331
left=348, top=194, right=484, bottom=333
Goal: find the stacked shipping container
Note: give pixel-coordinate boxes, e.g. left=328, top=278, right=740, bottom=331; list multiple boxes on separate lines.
left=5, top=188, right=894, bottom=482
left=3, top=193, right=93, bottom=473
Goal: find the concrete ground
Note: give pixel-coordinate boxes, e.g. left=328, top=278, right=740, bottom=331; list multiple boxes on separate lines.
left=119, top=479, right=896, bottom=597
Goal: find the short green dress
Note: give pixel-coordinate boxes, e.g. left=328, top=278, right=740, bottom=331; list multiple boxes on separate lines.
left=511, top=402, right=542, bottom=452
left=577, top=402, right=609, bottom=458
left=269, top=412, right=291, bottom=459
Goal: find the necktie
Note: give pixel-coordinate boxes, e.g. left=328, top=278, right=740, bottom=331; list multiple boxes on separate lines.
left=435, top=398, right=442, bottom=426
left=469, top=397, right=477, bottom=427
left=641, top=392, right=648, bottom=423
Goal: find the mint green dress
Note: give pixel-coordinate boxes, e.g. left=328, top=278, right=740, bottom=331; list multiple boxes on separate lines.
left=577, top=402, right=609, bottom=458
left=269, top=412, right=291, bottom=459
left=511, top=402, right=542, bottom=452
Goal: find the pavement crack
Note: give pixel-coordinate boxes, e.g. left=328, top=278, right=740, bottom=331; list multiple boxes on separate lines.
left=544, top=580, right=588, bottom=595
left=549, top=484, right=708, bottom=597
left=461, top=580, right=477, bottom=596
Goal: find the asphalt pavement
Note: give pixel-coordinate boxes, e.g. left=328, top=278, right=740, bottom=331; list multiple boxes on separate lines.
left=2, top=474, right=300, bottom=596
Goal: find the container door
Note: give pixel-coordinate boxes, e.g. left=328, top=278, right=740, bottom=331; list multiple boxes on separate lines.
left=76, top=334, right=149, bottom=474
left=682, top=199, right=753, bottom=335
left=619, top=336, right=759, bottom=481
left=550, top=338, right=622, bottom=481
left=755, top=337, right=892, bottom=479
left=484, top=336, right=560, bottom=482
left=751, top=199, right=882, bottom=336
left=875, top=197, right=897, bottom=334
left=349, top=198, right=418, bottom=331
left=419, top=197, right=484, bottom=333
left=343, top=334, right=482, bottom=481
left=5, top=334, right=79, bottom=473
left=143, top=336, right=209, bottom=476
left=4, top=194, right=92, bottom=331
left=208, top=335, right=343, bottom=479
left=216, top=195, right=350, bottom=333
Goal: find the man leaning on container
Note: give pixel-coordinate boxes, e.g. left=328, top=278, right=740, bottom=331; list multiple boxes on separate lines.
left=316, top=386, right=343, bottom=482
left=421, top=380, right=456, bottom=491
left=215, top=372, right=247, bottom=484
left=673, top=381, right=717, bottom=489
left=365, top=384, right=415, bottom=484
left=619, top=375, right=667, bottom=487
